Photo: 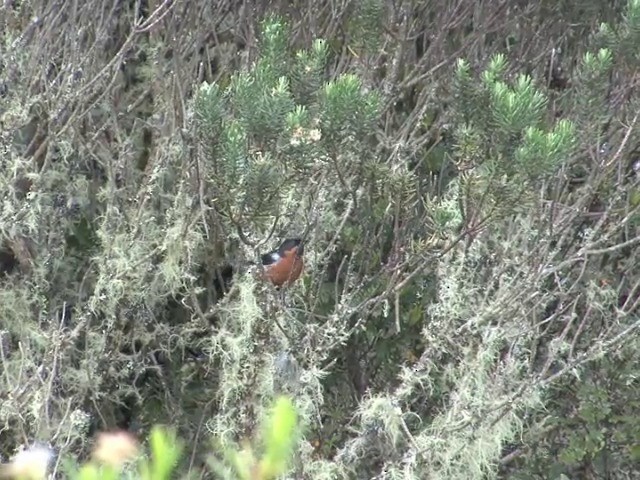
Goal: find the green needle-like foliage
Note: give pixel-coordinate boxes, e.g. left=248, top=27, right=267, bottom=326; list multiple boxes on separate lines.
left=194, top=17, right=380, bottom=236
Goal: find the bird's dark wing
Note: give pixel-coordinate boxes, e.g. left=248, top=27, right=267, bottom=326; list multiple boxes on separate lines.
left=261, top=251, right=280, bottom=266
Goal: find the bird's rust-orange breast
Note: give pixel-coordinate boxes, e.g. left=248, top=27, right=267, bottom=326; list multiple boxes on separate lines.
left=263, top=247, right=304, bottom=287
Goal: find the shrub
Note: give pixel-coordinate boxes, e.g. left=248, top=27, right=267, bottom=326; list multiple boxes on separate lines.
left=1, top=1, right=639, bottom=479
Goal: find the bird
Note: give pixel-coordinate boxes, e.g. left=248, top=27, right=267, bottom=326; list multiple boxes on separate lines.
left=259, top=238, right=304, bottom=287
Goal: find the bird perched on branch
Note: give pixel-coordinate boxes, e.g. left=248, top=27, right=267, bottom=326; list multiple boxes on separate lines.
left=259, top=238, right=304, bottom=287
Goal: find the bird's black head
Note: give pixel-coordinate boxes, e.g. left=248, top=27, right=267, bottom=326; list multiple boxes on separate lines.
left=278, top=238, right=304, bottom=256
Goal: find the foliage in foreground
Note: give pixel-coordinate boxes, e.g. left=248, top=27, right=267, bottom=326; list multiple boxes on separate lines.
left=0, top=396, right=298, bottom=480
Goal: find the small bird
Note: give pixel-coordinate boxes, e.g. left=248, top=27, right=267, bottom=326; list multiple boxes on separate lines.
left=260, top=238, right=304, bottom=287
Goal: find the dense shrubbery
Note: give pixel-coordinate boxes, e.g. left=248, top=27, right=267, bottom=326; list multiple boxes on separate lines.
left=1, top=0, right=639, bottom=479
